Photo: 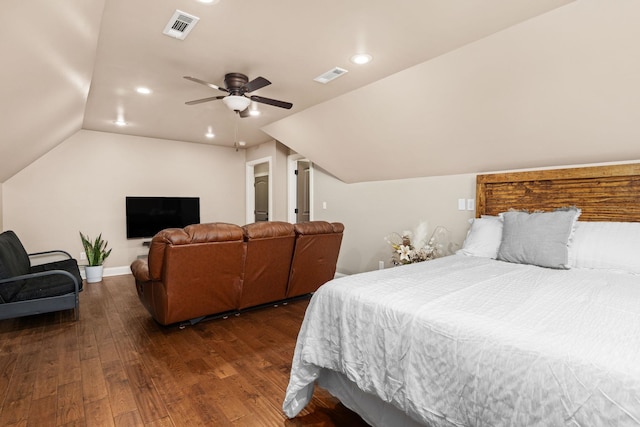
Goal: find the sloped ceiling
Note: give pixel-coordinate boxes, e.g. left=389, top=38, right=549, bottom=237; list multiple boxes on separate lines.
left=265, top=1, right=640, bottom=183
left=0, top=0, right=105, bottom=183
left=1, top=0, right=584, bottom=183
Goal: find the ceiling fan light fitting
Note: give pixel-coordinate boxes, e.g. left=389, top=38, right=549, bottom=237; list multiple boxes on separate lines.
left=223, top=95, right=251, bottom=112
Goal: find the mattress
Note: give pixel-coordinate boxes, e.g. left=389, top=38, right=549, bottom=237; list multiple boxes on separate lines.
left=283, top=255, right=640, bottom=426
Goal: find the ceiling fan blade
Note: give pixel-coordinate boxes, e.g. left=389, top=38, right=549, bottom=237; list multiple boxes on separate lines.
left=183, top=76, right=228, bottom=93
left=243, top=76, right=271, bottom=93
left=250, top=95, right=293, bottom=109
left=239, top=107, right=251, bottom=118
left=185, top=95, right=226, bottom=105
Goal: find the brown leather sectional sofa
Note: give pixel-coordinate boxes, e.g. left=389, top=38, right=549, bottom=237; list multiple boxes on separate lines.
left=130, top=220, right=343, bottom=325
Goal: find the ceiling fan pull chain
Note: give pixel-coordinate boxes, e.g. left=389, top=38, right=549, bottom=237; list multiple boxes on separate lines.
left=234, top=112, right=239, bottom=152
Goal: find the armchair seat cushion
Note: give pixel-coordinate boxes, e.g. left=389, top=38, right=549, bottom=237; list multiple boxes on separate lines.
left=0, top=260, right=82, bottom=303
left=14, top=259, right=82, bottom=302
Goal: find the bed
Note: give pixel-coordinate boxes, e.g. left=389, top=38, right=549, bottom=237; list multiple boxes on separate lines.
left=283, top=163, right=640, bottom=426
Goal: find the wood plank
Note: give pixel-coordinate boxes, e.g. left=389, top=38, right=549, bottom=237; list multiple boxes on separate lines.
left=80, top=356, right=108, bottom=403
left=476, top=163, right=640, bottom=221
left=0, top=274, right=368, bottom=427
left=84, top=396, right=115, bottom=427
left=56, top=381, right=84, bottom=425
left=102, top=360, right=138, bottom=417
left=27, top=395, right=56, bottom=427
left=113, top=410, right=145, bottom=427
left=123, top=361, right=169, bottom=424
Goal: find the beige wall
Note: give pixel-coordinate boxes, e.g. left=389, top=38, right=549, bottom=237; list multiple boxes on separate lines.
left=2, top=130, right=246, bottom=269
left=312, top=167, right=477, bottom=275
left=312, top=160, right=640, bottom=275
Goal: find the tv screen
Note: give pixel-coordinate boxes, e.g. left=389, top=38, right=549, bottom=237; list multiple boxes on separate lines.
left=126, top=196, right=200, bottom=239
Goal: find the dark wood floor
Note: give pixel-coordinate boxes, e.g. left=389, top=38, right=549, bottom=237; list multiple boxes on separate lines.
left=0, top=275, right=369, bottom=426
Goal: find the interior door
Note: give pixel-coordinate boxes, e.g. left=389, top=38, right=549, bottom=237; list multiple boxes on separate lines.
left=295, top=161, right=310, bottom=222
left=254, top=175, right=269, bottom=222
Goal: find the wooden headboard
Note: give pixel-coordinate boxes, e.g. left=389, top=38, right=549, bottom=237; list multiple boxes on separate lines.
left=476, top=163, right=640, bottom=222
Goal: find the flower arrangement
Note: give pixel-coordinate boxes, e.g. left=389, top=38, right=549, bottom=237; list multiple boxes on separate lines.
left=385, top=222, right=454, bottom=266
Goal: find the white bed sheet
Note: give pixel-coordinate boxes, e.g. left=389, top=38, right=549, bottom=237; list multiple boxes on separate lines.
left=283, top=255, right=640, bottom=426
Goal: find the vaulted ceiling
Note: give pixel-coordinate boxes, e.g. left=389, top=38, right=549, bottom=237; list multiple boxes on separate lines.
left=7, top=0, right=638, bottom=185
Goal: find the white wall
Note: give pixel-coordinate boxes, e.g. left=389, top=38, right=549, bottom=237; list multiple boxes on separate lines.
left=2, top=130, right=246, bottom=269
left=312, top=167, right=477, bottom=275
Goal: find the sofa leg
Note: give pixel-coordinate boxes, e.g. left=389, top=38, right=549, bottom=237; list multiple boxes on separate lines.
left=179, top=316, right=206, bottom=328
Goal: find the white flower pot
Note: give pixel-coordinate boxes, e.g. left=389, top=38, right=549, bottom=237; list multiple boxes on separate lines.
left=84, top=265, right=104, bottom=283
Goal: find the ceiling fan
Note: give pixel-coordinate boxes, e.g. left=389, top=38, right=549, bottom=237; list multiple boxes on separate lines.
left=183, top=73, right=293, bottom=117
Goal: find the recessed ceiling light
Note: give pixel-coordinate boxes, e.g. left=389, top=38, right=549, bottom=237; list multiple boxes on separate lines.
left=238, top=141, right=246, bottom=147
left=136, top=87, right=151, bottom=94
left=197, top=0, right=220, bottom=4
left=350, top=53, right=372, bottom=65
left=206, top=132, right=215, bottom=138
left=114, top=119, right=127, bottom=126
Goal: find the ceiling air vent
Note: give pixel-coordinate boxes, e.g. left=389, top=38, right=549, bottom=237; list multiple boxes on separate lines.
left=314, top=67, right=348, bottom=84
left=163, top=10, right=200, bottom=40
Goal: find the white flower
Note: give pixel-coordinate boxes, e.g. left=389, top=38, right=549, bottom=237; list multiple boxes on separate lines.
left=398, top=244, right=412, bottom=261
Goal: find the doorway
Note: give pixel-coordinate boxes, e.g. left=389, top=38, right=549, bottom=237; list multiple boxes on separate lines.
left=295, top=160, right=310, bottom=222
left=288, top=155, right=313, bottom=223
left=246, top=157, right=273, bottom=224
left=254, top=174, right=269, bottom=221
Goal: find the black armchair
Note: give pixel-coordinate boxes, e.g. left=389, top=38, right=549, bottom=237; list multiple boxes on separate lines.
left=0, top=230, right=82, bottom=321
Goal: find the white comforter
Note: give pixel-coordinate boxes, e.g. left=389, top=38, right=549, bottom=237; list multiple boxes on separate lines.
left=283, top=255, right=640, bottom=426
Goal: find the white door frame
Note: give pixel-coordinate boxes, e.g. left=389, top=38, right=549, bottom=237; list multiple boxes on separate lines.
left=287, top=154, right=314, bottom=223
left=246, top=156, right=273, bottom=224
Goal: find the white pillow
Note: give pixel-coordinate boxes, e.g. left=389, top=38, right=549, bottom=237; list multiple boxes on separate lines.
left=568, top=221, right=640, bottom=274
left=458, top=216, right=503, bottom=259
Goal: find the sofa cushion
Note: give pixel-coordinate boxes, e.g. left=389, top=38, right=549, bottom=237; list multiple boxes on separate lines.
left=186, top=222, right=245, bottom=243
left=31, top=258, right=83, bottom=292
left=0, top=230, right=31, bottom=279
left=0, top=254, right=82, bottom=304
left=243, top=221, right=295, bottom=240
left=287, top=221, right=344, bottom=298
left=240, top=222, right=296, bottom=310
left=148, top=223, right=245, bottom=281
left=5, top=273, right=77, bottom=303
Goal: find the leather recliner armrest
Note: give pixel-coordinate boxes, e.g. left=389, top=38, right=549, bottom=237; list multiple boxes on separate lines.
left=130, top=258, right=150, bottom=282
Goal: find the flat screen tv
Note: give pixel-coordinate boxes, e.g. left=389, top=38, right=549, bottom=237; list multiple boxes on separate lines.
left=126, top=196, right=200, bottom=239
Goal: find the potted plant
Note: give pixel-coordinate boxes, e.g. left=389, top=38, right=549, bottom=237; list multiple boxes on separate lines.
left=79, top=232, right=112, bottom=283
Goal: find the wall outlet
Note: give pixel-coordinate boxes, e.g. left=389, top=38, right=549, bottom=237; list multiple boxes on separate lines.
left=378, top=260, right=385, bottom=270
left=80, top=251, right=86, bottom=260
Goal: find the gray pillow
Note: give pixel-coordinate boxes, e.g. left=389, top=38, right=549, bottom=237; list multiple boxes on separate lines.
left=497, top=208, right=581, bottom=269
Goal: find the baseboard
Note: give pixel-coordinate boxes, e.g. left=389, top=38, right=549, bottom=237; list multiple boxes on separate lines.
left=82, top=266, right=345, bottom=280
left=79, top=265, right=131, bottom=279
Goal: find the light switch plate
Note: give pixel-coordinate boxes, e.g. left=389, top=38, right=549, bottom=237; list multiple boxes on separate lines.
left=467, top=199, right=475, bottom=211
